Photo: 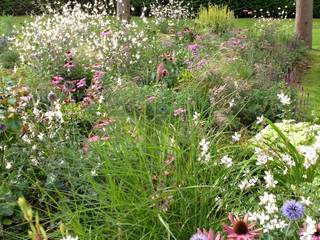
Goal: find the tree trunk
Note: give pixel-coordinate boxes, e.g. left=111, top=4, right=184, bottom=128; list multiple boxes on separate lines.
left=117, top=0, right=131, bottom=23
left=295, top=0, right=313, bottom=48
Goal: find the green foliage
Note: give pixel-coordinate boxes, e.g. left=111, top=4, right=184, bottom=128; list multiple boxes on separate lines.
left=197, top=4, right=235, bottom=34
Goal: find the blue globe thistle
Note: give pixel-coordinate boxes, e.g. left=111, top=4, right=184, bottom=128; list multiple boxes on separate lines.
left=282, top=200, right=304, bottom=221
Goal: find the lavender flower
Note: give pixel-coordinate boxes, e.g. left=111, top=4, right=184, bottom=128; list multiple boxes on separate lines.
left=282, top=200, right=304, bottom=220
left=0, top=124, right=7, bottom=133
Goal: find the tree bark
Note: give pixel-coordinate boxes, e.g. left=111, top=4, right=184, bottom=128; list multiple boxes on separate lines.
left=117, top=0, right=131, bottom=23
left=295, top=0, right=313, bottom=48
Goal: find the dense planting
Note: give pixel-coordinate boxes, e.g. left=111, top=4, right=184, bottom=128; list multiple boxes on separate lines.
left=0, top=1, right=319, bottom=240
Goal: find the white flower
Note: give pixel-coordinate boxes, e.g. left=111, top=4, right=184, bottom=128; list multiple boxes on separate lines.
left=61, top=236, right=79, bottom=240
left=198, top=138, right=210, bottom=164
left=220, top=155, right=233, bottom=168
left=256, top=115, right=264, bottom=124
left=193, top=112, right=200, bottom=125
left=229, top=99, right=235, bottom=108
left=299, top=145, right=318, bottom=169
left=277, top=91, right=291, bottom=105
left=281, top=154, right=295, bottom=168
left=300, top=216, right=316, bottom=240
left=232, top=132, right=241, bottom=142
left=5, top=161, right=13, bottom=170
left=255, top=148, right=272, bottom=165
left=301, top=196, right=312, bottom=207
left=263, top=171, right=278, bottom=189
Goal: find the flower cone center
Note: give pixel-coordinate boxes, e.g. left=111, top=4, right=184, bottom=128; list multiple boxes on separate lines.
left=234, top=221, right=249, bottom=235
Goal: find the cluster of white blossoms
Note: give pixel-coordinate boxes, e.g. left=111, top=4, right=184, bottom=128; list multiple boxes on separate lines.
left=250, top=192, right=287, bottom=233
left=239, top=176, right=258, bottom=190
left=13, top=1, right=149, bottom=75
left=255, top=147, right=272, bottom=166
left=150, top=0, right=192, bottom=23
left=198, top=138, right=210, bottom=164
left=220, top=155, right=233, bottom=168
left=252, top=121, right=320, bottom=171
left=263, top=171, right=278, bottom=189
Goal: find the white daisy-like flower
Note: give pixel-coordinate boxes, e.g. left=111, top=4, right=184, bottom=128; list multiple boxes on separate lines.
left=277, top=92, right=291, bottom=105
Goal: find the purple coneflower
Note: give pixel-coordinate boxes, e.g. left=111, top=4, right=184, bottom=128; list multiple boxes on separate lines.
left=63, top=81, right=76, bottom=93
left=101, top=29, right=112, bottom=37
left=174, top=108, right=187, bottom=116
left=156, top=62, right=169, bottom=81
left=65, top=50, right=74, bottom=58
left=64, top=60, right=75, bottom=69
left=223, top=213, right=262, bottom=240
left=190, top=228, right=223, bottom=240
left=76, top=78, right=86, bottom=88
left=282, top=200, right=304, bottom=221
left=51, top=76, right=64, bottom=86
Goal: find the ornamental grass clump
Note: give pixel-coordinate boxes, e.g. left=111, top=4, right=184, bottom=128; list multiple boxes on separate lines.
left=197, top=4, right=235, bottom=35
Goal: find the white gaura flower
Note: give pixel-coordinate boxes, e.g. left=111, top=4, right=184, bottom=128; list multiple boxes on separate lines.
left=255, top=148, right=272, bottom=165
left=301, top=196, right=312, bottom=207
left=229, top=99, right=235, bottom=108
left=299, top=145, right=318, bottom=169
left=5, top=161, right=13, bottom=170
left=198, top=138, right=210, bottom=164
left=193, top=112, right=200, bottom=125
left=220, top=155, right=233, bottom=168
left=61, top=236, right=79, bottom=240
left=277, top=91, right=291, bottom=105
left=232, top=132, right=241, bottom=142
left=263, top=171, right=278, bottom=189
left=256, top=115, right=264, bottom=124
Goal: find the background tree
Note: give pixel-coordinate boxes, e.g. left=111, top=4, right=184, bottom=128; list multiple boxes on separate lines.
left=117, top=0, right=131, bottom=22
left=295, top=0, right=314, bottom=48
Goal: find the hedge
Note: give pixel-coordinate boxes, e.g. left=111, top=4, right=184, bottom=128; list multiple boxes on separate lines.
left=1, top=0, right=320, bottom=18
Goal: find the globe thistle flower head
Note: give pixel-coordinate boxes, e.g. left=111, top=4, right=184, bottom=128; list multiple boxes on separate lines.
left=282, top=200, right=304, bottom=221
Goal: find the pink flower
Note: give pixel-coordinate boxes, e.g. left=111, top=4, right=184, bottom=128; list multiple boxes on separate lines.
left=64, top=60, right=75, bottom=69
left=51, top=76, right=64, bottom=86
left=76, top=78, right=86, bottom=88
left=65, top=50, right=74, bottom=58
left=156, top=62, right=169, bottom=81
left=188, top=44, right=199, bottom=53
left=223, top=213, right=262, bottom=240
left=190, top=228, right=223, bottom=240
left=174, top=108, right=187, bottom=116
left=300, top=222, right=320, bottom=240
left=88, top=135, right=100, bottom=142
left=101, top=29, right=112, bottom=37
left=147, top=96, right=156, bottom=102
